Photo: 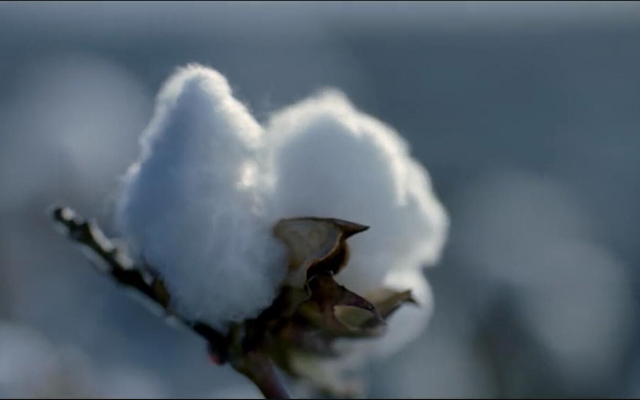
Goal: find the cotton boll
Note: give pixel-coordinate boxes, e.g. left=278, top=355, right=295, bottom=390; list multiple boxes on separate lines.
left=116, top=66, right=447, bottom=363
left=267, top=90, right=448, bottom=294
left=266, top=90, right=446, bottom=371
left=116, top=65, right=288, bottom=332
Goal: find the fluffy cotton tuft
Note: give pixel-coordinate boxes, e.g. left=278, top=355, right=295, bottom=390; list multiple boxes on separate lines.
left=116, top=65, right=448, bottom=341
left=264, top=91, right=447, bottom=366
left=116, top=65, right=288, bottom=331
left=266, top=90, right=448, bottom=293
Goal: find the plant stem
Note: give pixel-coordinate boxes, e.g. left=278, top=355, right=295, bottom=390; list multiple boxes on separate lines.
left=51, top=205, right=291, bottom=398
left=234, top=352, right=291, bottom=399
left=50, top=206, right=228, bottom=358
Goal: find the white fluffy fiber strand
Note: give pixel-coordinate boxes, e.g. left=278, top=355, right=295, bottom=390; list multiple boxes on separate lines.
left=116, top=65, right=288, bottom=332
left=116, top=65, right=448, bottom=343
left=266, top=90, right=448, bottom=294
left=265, top=90, right=446, bottom=364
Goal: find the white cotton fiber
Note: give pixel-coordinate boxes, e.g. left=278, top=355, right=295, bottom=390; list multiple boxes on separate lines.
left=116, top=65, right=288, bottom=332
left=116, top=65, right=448, bottom=339
left=266, top=91, right=449, bottom=294
left=263, top=91, right=447, bottom=369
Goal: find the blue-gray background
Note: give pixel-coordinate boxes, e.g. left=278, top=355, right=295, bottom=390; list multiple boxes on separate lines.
left=1, top=2, right=640, bottom=398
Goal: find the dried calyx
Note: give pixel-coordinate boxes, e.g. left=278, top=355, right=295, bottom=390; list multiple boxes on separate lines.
left=51, top=207, right=418, bottom=399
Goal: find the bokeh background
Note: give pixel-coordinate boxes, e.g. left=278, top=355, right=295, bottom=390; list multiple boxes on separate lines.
left=1, top=1, right=640, bottom=398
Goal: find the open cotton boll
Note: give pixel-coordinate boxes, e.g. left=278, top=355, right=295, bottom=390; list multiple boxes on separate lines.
left=266, top=90, right=449, bottom=294
left=266, top=90, right=447, bottom=373
left=116, top=65, right=447, bottom=354
left=116, top=65, right=287, bottom=332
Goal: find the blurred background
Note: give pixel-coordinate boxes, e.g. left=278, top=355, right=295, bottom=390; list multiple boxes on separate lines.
left=1, top=1, right=640, bottom=398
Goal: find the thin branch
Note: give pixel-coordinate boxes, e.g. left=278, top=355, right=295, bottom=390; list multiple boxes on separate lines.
left=50, top=206, right=229, bottom=359
left=51, top=205, right=293, bottom=399
left=234, top=352, right=292, bottom=400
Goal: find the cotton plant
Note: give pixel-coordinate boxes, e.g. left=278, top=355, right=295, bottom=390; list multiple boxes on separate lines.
left=52, top=64, right=448, bottom=399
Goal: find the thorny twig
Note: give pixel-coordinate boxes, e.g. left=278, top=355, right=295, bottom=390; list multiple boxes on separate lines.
left=50, top=206, right=290, bottom=399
